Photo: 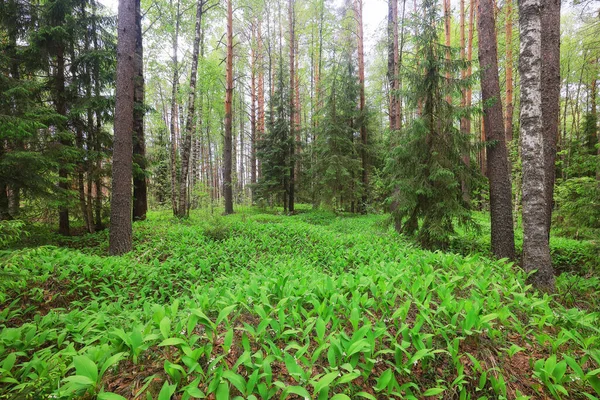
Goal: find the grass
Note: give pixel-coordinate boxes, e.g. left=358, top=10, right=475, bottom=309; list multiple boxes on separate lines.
left=1, top=207, right=600, bottom=399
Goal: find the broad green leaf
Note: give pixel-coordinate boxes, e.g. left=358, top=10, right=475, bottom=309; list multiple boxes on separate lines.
left=73, top=355, right=98, bottom=383
left=158, top=381, right=177, bottom=400
left=158, top=338, right=187, bottom=347
left=312, top=371, right=338, bottom=393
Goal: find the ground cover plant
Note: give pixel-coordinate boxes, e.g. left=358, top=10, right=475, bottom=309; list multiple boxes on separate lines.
left=1, top=208, right=600, bottom=399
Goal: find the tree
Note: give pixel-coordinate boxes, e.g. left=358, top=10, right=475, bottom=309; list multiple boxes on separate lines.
left=223, top=0, right=234, bottom=215
left=355, top=0, right=368, bottom=213
left=541, top=0, right=561, bottom=240
left=518, top=0, right=554, bottom=290
left=288, top=0, right=295, bottom=212
left=109, top=0, right=136, bottom=255
left=477, top=0, right=515, bottom=260
left=387, top=0, right=476, bottom=248
left=504, top=0, right=514, bottom=142
left=133, top=0, right=147, bottom=221
left=387, top=0, right=400, bottom=131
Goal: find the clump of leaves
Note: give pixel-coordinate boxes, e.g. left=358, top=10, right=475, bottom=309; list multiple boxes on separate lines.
left=202, top=215, right=232, bottom=241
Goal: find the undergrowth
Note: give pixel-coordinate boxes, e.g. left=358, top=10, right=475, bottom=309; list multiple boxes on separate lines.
left=1, top=208, right=599, bottom=399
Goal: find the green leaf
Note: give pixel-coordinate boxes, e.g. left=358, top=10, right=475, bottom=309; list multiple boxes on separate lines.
left=331, top=395, right=351, bottom=400
left=158, top=338, right=187, bottom=347
left=73, top=355, right=98, bottom=383
left=160, top=317, right=171, bottom=339
left=98, top=392, right=128, bottom=400
left=423, top=387, right=446, bottom=396
left=217, top=305, right=237, bottom=325
left=2, top=353, right=16, bottom=372
left=100, top=352, right=126, bottom=378
left=223, top=370, right=247, bottom=395
left=216, top=382, right=230, bottom=400
left=282, top=386, right=311, bottom=399
left=374, top=369, right=393, bottom=392
left=63, top=375, right=95, bottom=387
left=312, top=371, right=338, bottom=394
left=158, top=381, right=177, bottom=400
left=355, top=392, right=377, bottom=400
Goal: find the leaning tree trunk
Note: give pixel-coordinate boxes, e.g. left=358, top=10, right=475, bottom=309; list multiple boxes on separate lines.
left=223, top=0, right=234, bottom=215
left=133, top=0, right=147, bottom=221
left=109, top=0, right=136, bottom=255
left=541, top=0, right=560, bottom=241
left=477, top=0, right=516, bottom=260
left=518, top=0, right=554, bottom=290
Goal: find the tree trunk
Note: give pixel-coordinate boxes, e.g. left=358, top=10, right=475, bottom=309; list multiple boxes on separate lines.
left=388, top=0, right=400, bottom=131
left=109, top=0, right=136, bottom=255
left=257, top=20, right=265, bottom=180
left=56, top=41, right=70, bottom=236
left=250, top=20, right=257, bottom=190
left=477, top=0, right=516, bottom=260
left=356, top=0, right=367, bottom=213
left=169, top=0, right=181, bottom=216
left=518, top=0, right=554, bottom=290
left=178, top=0, right=204, bottom=217
left=444, top=0, right=451, bottom=104
left=541, top=0, right=560, bottom=239
left=504, top=0, right=514, bottom=142
left=223, top=0, right=234, bottom=215
left=466, top=0, right=475, bottom=135
left=133, top=0, right=147, bottom=221
left=288, top=0, right=295, bottom=213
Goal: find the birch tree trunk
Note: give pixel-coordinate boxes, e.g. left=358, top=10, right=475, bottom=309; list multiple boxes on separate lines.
left=518, top=0, right=554, bottom=290
left=477, top=0, right=516, bottom=260
left=169, top=0, right=181, bottom=216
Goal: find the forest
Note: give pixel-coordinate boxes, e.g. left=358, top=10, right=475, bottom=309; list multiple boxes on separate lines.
left=1, top=0, right=600, bottom=397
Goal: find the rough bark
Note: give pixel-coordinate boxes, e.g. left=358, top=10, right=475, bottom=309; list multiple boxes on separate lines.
left=541, top=0, right=560, bottom=240
left=466, top=0, right=475, bottom=134
left=109, top=0, right=136, bottom=255
left=250, top=21, right=257, bottom=189
left=223, top=0, right=234, bottom=215
left=504, top=0, right=514, bottom=142
left=169, top=0, right=181, bottom=216
left=477, top=0, right=516, bottom=260
left=443, top=0, right=451, bottom=104
left=257, top=20, right=265, bottom=180
left=518, top=0, right=554, bottom=290
left=356, top=0, right=367, bottom=213
left=178, top=0, right=204, bottom=217
left=133, top=0, right=147, bottom=221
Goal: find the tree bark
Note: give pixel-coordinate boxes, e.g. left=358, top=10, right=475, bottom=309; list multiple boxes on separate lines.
left=444, top=0, right=451, bottom=104
left=109, top=0, right=136, bottom=255
left=178, top=0, right=205, bottom=217
left=56, top=39, right=70, bottom=236
left=223, top=0, right=234, bottom=215
left=504, top=0, right=514, bottom=142
left=257, top=20, right=265, bottom=180
left=356, top=0, right=367, bottom=213
left=288, top=0, right=295, bottom=213
left=133, top=0, right=147, bottom=221
left=250, top=20, right=257, bottom=190
left=477, top=0, right=516, bottom=260
left=388, top=0, right=400, bottom=131
left=169, top=0, right=181, bottom=216
left=541, top=0, right=560, bottom=239
left=518, top=0, right=554, bottom=290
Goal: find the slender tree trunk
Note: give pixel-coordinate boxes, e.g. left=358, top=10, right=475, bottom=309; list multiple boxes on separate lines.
left=288, top=0, right=295, bottom=213
left=56, top=41, right=70, bottom=235
left=356, top=0, right=368, bottom=213
left=178, top=0, right=204, bottom=217
left=257, top=20, right=265, bottom=180
left=541, top=0, right=560, bottom=242
left=250, top=21, right=257, bottom=190
left=169, top=0, right=181, bottom=216
left=133, top=0, right=147, bottom=221
left=223, top=0, right=234, bottom=214
left=109, top=0, right=136, bottom=255
left=92, top=3, right=104, bottom=231
left=444, top=0, right=451, bottom=104
left=477, top=0, right=515, bottom=260
left=504, top=0, right=514, bottom=142
left=388, top=0, right=400, bottom=131
left=519, top=0, right=554, bottom=290
left=466, top=0, right=475, bottom=136
left=0, top=183, right=10, bottom=220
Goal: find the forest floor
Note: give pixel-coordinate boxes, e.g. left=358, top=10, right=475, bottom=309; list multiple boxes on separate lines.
left=1, top=206, right=599, bottom=399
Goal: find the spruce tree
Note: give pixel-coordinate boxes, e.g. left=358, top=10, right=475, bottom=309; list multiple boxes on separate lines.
left=386, top=0, right=478, bottom=248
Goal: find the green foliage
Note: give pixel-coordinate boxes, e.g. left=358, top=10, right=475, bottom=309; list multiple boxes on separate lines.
left=554, top=177, right=600, bottom=232
left=385, top=0, right=478, bottom=249
left=0, top=219, right=27, bottom=248
left=0, top=209, right=599, bottom=398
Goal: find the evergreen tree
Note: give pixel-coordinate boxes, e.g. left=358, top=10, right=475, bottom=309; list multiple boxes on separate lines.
left=386, top=0, right=478, bottom=248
